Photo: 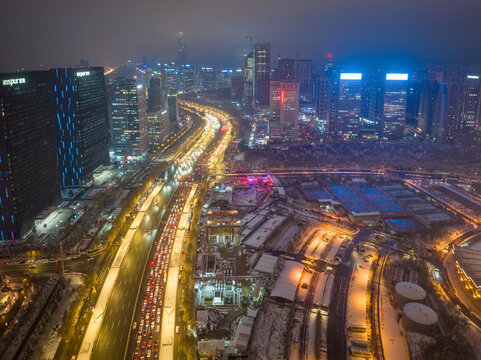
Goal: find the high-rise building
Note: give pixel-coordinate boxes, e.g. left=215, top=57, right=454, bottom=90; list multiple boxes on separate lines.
left=180, top=64, right=195, bottom=93
left=360, top=71, right=383, bottom=139
left=296, top=59, right=313, bottom=104
left=0, top=72, right=60, bottom=239
left=278, top=59, right=296, bottom=80
left=111, top=78, right=148, bottom=158
left=200, top=67, right=216, bottom=91
left=417, top=78, right=439, bottom=137
left=254, top=43, right=271, bottom=107
left=177, top=32, right=187, bottom=65
left=168, top=93, right=179, bottom=130
left=457, top=74, right=481, bottom=130
left=163, top=66, right=179, bottom=95
left=382, top=73, right=408, bottom=140
left=49, top=67, right=109, bottom=186
left=147, top=110, right=169, bottom=149
left=243, top=52, right=254, bottom=108
left=148, top=76, right=162, bottom=112
left=230, top=75, right=245, bottom=104
left=269, top=80, right=299, bottom=141
left=335, top=73, right=363, bottom=139
left=313, top=75, right=332, bottom=130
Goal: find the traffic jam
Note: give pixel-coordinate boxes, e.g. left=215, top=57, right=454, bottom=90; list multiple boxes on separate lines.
left=132, top=185, right=191, bottom=360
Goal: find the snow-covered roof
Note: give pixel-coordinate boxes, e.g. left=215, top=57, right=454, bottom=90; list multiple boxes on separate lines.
left=253, top=254, right=278, bottom=274
left=271, top=260, right=304, bottom=302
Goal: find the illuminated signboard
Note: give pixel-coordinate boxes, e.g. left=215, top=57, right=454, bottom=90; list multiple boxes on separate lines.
left=76, top=71, right=90, bottom=77
left=340, top=73, right=362, bottom=80
left=467, top=75, right=480, bottom=80
left=386, top=73, right=408, bottom=81
left=2, top=78, right=26, bottom=86
left=280, top=90, right=285, bottom=104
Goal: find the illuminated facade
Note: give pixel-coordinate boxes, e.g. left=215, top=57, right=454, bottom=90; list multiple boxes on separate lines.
left=111, top=78, right=148, bottom=158
left=0, top=72, right=60, bottom=239
left=269, top=80, right=299, bottom=141
left=382, top=73, right=408, bottom=140
left=458, top=75, right=480, bottom=130
left=335, top=73, right=363, bottom=139
left=49, top=67, right=109, bottom=186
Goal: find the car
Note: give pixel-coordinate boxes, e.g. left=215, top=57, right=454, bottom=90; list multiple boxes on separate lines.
left=176, top=325, right=180, bottom=334
left=132, top=321, right=137, bottom=329
left=137, top=335, right=141, bottom=344
left=80, top=326, right=85, bottom=334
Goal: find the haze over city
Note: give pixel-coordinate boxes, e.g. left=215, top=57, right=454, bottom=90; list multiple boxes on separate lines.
left=1, top=1, right=481, bottom=360
left=1, top=0, right=481, bottom=71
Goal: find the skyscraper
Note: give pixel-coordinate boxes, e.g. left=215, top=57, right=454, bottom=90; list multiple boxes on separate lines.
left=278, top=59, right=296, bottom=80
left=180, top=64, right=195, bottom=93
left=457, top=74, right=481, bottom=130
left=168, top=93, right=179, bottom=130
left=269, top=80, right=299, bottom=141
left=254, top=43, right=271, bottom=107
left=49, top=67, right=109, bottom=186
left=382, top=73, right=408, bottom=140
left=313, top=75, right=332, bottom=130
left=296, top=59, right=313, bottom=104
left=148, top=76, right=162, bottom=112
left=177, top=32, right=187, bottom=65
left=147, top=110, right=169, bottom=149
left=0, top=72, right=60, bottom=239
left=335, top=73, right=363, bottom=139
left=243, top=52, right=254, bottom=108
left=111, top=78, right=148, bottom=159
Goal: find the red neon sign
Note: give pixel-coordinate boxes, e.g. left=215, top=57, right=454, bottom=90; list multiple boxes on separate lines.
left=280, top=90, right=285, bottom=104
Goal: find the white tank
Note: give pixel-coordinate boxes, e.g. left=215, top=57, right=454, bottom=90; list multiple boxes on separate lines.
left=394, top=281, right=426, bottom=307
left=402, top=302, right=438, bottom=332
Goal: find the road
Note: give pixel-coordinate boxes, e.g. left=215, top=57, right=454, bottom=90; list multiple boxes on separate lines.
left=327, top=244, right=355, bottom=360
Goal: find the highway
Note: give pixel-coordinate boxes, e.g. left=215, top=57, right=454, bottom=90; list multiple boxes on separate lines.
left=74, top=101, right=232, bottom=360
left=75, top=105, right=212, bottom=360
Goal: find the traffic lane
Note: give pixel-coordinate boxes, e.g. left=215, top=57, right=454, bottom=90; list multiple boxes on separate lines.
left=90, top=192, right=169, bottom=360
left=0, top=255, right=99, bottom=275
left=92, top=232, right=149, bottom=360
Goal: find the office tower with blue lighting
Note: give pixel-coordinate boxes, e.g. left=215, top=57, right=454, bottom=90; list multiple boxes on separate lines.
left=111, top=78, right=148, bottom=159
left=0, top=72, right=60, bottom=239
left=49, top=67, right=109, bottom=186
left=335, top=73, right=363, bottom=139
left=382, top=73, right=408, bottom=139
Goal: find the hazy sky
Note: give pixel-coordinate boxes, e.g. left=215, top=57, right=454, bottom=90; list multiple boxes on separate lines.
left=1, top=0, right=480, bottom=71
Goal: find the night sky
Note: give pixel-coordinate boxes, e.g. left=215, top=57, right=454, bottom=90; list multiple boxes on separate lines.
left=1, top=0, right=480, bottom=71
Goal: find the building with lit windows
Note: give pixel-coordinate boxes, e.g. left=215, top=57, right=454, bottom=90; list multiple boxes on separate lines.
left=269, top=80, right=299, bottom=141
left=180, top=64, right=195, bottom=93
left=335, top=73, right=363, bottom=139
left=111, top=78, right=148, bottom=159
left=168, top=93, right=179, bottom=130
left=147, top=110, right=169, bottom=149
left=49, top=67, right=109, bottom=186
left=254, top=43, right=271, bottom=107
left=147, top=76, right=162, bottom=112
left=243, top=52, right=255, bottom=108
left=296, top=59, right=313, bottom=104
left=382, top=73, right=408, bottom=140
left=313, top=75, right=332, bottom=130
left=0, top=72, right=60, bottom=239
left=458, top=74, right=481, bottom=130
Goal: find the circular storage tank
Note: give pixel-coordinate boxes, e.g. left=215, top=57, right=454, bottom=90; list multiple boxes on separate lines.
left=394, top=281, right=426, bottom=307
left=402, top=302, right=438, bottom=332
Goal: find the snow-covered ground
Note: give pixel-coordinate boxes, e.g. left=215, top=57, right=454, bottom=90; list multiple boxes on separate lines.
left=379, top=273, right=409, bottom=360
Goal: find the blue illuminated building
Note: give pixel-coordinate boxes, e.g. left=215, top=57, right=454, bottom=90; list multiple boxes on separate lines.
left=49, top=67, right=109, bottom=186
